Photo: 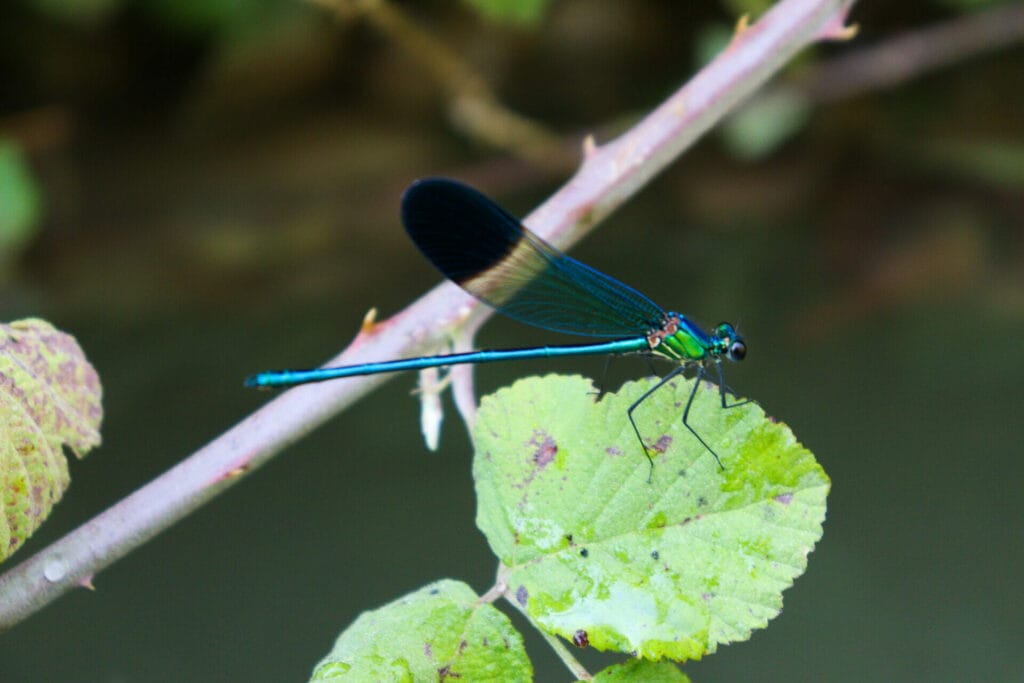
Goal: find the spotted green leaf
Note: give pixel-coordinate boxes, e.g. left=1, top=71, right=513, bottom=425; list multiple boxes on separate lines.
left=475, top=374, right=828, bottom=661
left=310, top=579, right=532, bottom=682
left=1, top=318, right=103, bottom=562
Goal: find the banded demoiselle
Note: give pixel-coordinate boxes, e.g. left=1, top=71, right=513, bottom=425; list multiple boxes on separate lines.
left=246, top=178, right=748, bottom=470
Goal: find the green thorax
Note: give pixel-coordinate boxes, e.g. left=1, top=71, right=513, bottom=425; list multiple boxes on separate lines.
left=648, top=312, right=735, bottom=362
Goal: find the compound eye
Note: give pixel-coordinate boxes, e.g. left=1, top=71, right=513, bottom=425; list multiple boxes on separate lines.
left=728, top=340, right=747, bottom=362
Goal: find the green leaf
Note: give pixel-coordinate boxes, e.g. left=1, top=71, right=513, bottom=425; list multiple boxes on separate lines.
left=1, top=319, right=103, bottom=563
left=310, top=579, right=532, bottom=682
left=474, top=374, right=828, bottom=662
left=588, top=658, right=691, bottom=682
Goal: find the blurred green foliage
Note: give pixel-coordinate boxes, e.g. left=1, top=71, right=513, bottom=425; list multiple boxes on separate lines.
left=721, top=0, right=775, bottom=16
left=0, top=140, right=41, bottom=266
left=695, top=21, right=813, bottom=158
left=26, top=0, right=120, bottom=25
left=140, top=0, right=293, bottom=33
left=723, top=88, right=812, bottom=159
left=461, top=0, right=552, bottom=25
left=905, top=138, right=1024, bottom=188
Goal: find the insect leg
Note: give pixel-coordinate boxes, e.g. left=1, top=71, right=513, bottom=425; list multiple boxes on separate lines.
left=627, top=364, right=688, bottom=480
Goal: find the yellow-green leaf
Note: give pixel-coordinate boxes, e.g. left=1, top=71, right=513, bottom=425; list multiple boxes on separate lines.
left=310, top=580, right=532, bottom=682
left=1, top=318, right=103, bottom=562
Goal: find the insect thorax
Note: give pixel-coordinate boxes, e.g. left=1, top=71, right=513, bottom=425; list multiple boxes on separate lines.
left=646, top=312, right=712, bottom=362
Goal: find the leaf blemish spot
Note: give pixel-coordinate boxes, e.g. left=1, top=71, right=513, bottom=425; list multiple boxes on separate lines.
left=532, top=434, right=557, bottom=468
left=647, top=511, right=668, bottom=529
left=580, top=548, right=589, bottom=558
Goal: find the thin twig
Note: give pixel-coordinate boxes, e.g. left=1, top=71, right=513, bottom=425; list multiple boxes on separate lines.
left=800, top=2, right=1024, bottom=102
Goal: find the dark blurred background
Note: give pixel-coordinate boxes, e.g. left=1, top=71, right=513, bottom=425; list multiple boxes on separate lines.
left=1, top=0, right=1022, bottom=681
